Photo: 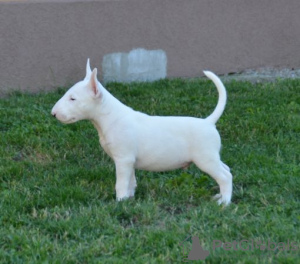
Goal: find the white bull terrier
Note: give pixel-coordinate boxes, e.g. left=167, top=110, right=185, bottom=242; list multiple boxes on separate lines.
left=51, top=59, right=232, bottom=205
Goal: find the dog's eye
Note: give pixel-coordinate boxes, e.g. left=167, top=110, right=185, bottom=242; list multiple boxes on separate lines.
left=70, top=97, right=76, bottom=101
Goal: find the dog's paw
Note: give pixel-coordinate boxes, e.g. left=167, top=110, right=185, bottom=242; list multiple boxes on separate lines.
left=128, top=189, right=136, bottom=198
left=116, top=196, right=129, bottom=202
left=116, top=189, right=136, bottom=201
left=117, top=196, right=135, bottom=202
left=212, top=193, right=231, bottom=206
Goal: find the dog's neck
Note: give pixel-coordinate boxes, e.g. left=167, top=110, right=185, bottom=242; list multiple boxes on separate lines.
left=91, top=84, right=132, bottom=137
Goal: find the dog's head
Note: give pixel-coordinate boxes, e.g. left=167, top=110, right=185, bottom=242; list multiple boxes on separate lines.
left=51, top=59, right=103, bottom=123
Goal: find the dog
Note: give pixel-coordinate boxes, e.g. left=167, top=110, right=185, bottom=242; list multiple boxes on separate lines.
left=51, top=59, right=232, bottom=205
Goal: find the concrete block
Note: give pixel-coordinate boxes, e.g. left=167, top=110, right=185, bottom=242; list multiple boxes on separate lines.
left=102, top=48, right=167, bottom=83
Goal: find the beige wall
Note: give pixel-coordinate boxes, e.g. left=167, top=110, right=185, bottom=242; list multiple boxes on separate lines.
left=1, top=0, right=300, bottom=93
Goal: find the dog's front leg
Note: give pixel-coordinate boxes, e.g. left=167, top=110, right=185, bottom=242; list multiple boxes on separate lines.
left=115, top=160, right=136, bottom=201
left=128, top=172, right=137, bottom=197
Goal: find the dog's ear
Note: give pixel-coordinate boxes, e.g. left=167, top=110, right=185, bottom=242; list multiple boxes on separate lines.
left=84, top=58, right=92, bottom=81
left=89, top=68, right=102, bottom=98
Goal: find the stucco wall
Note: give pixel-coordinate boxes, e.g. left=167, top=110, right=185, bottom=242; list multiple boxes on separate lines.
left=0, top=0, right=300, bottom=93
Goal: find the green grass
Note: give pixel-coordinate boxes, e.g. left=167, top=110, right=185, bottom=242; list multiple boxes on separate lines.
left=0, top=78, right=299, bottom=263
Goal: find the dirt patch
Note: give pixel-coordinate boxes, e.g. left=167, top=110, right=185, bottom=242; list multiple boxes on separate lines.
left=222, top=68, right=300, bottom=83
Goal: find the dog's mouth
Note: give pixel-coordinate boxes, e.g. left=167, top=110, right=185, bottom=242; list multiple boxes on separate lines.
left=59, top=117, right=77, bottom=124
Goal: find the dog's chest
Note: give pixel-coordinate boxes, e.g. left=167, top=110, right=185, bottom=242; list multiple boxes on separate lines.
left=92, top=121, right=113, bottom=158
left=99, top=136, right=113, bottom=157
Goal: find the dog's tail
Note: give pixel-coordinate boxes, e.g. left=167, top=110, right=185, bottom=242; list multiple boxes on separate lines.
left=203, top=71, right=227, bottom=124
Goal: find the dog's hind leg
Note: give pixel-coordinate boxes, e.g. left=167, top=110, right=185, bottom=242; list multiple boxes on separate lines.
left=193, top=155, right=232, bottom=205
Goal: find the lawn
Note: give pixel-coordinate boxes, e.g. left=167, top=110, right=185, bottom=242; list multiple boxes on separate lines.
left=0, top=77, right=299, bottom=263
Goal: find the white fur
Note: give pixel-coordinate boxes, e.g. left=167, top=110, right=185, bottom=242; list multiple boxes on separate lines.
left=51, top=59, right=232, bottom=205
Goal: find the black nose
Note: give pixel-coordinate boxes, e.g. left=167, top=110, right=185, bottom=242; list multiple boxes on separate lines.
left=52, top=113, right=56, bottom=118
